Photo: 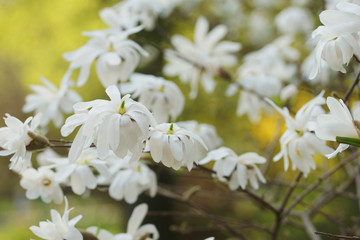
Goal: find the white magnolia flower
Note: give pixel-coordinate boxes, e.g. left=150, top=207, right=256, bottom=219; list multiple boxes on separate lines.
left=177, top=120, right=223, bottom=151
left=51, top=148, right=109, bottom=195
left=61, top=85, right=156, bottom=162
left=227, top=74, right=282, bottom=123
left=325, top=0, right=360, bottom=10
left=267, top=91, right=334, bottom=176
left=302, top=52, right=332, bottom=84
left=275, top=6, right=314, bottom=34
left=109, top=161, right=157, bottom=203
left=164, top=16, right=241, bottom=98
left=63, top=28, right=148, bottom=87
left=0, top=113, right=42, bottom=173
left=23, top=76, right=82, bottom=128
left=30, top=197, right=83, bottom=240
left=20, top=167, right=63, bottom=204
left=87, top=203, right=159, bottom=240
left=310, top=2, right=360, bottom=79
left=200, top=147, right=266, bottom=190
left=149, top=123, right=208, bottom=170
left=120, top=73, right=185, bottom=123
left=100, top=0, right=163, bottom=31
left=315, top=97, right=360, bottom=158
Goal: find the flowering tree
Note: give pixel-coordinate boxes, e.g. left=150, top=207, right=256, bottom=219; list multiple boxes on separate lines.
left=3, top=0, right=360, bottom=239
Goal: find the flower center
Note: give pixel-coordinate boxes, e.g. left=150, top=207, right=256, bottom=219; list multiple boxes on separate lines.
left=118, top=100, right=126, bottom=115
left=42, top=178, right=52, bottom=186
left=167, top=123, right=174, bottom=135
left=159, top=85, right=165, bottom=92
left=295, top=129, right=303, bottom=136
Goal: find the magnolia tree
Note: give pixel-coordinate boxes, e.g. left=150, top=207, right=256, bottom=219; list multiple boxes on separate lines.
left=3, top=0, right=360, bottom=239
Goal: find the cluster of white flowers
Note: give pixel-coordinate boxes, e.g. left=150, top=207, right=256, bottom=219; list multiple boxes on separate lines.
left=310, top=2, right=360, bottom=79
left=200, top=147, right=266, bottom=190
left=31, top=199, right=159, bottom=240
left=227, top=35, right=299, bottom=122
left=6, top=0, right=360, bottom=239
left=164, top=16, right=242, bottom=98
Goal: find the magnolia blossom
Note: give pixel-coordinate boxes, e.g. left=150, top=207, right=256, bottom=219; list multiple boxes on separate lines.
left=30, top=198, right=83, bottom=240
left=100, top=0, right=164, bottom=31
left=310, top=2, right=360, bottom=79
left=61, top=85, right=156, bottom=162
left=20, top=167, right=63, bottom=204
left=200, top=147, right=266, bottom=190
left=315, top=97, right=360, bottom=158
left=275, top=6, right=314, bottom=34
left=149, top=123, right=208, bottom=170
left=177, top=120, right=223, bottom=151
left=0, top=113, right=42, bottom=173
left=227, top=74, right=282, bottom=123
left=164, top=16, right=241, bottom=98
left=50, top=148, right=109, bottom=195
left=109, top=161, right=157, bottom=203
left=63, top=27, right=148, bottom=87
left=120, top=73, right=185, bottom=123
left=87, top=203, right=159, bottom=240
left=23, top=76, right=81, bottom=128
left=267, top=91, right=334, bottom=176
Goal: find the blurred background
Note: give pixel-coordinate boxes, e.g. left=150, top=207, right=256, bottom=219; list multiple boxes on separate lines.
left=0, top=0, right=358, bottom=239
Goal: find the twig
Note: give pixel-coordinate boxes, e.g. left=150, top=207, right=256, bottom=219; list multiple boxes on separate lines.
left=343, top=70, right=360, bottom=103
left=301, top=213, right=322, bottom=240
left=157, top=185, right=248, bottom=240
left=271, top=172, right=303, bottom=240
left=195, top=164, right=277, bottom=213
left=282, top=151, right=360, bottom=218
left=315, top=231, right=360, bottom=239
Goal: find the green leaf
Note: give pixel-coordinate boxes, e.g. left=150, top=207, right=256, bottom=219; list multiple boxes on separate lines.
left=336, top=136, right=360, bottom=147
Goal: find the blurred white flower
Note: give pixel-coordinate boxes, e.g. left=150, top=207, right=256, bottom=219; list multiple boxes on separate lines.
left=30, top=197, right=83, bottom=240
left=200, top=147, right=266, bottom=190
left=149, top=123, right=208, bottom=170
left=267, top=91, right=334, bottom=176
left=61, top=86, right=156, bottom=163
left=275, top=6, right=314, bottom=34
left=325, top=0, right=360, bottom=9
left=23, top=76, right=81, bottom=128
left=280, top=84, right=298, bottom=103
left=315, top=97, right=360, bottom=158
left=310, top=2, right=360, bottom=79
left=0, top=113, right=42, bottom=173
left=20, top=167, right=63, bottom=204
left=109, top=160, right=157, bottom=203
left=120, top=73, right=185, bottom=123
left=177, top=120, right=223, bottom=151
left=87, top=203, right=159, bottom=240
left=63, top=28, right=148, bottom=87
left=100, top=0, right=165, bottom=31
left=302, top=52, right=332, bottom=84
left=164, top=16, right=241, bottom=98
left=227, top=74, right=281, bottom=123
left=51, top=148, right=109, bottom=195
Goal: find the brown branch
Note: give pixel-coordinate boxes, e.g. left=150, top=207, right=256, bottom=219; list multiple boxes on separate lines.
left=157, top=185, right=248, bottom=240
left=315, top=231, right=360, bottom=239
left=195, top=164, right=277, bottom=213
left=271, top=172, right=303, bottom=240
left=282, top=151, right=360, bottom=218
left=343, top=70, right=360, bottom=103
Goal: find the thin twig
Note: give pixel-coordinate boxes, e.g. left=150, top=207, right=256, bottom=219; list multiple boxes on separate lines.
left=343, top=70, right=360, bottom=103
left=282, top=151, right=360, bottom=218
left=271, top=172, right=303, bottom=240
left=157, top=185, right=248, bottom=240
left=315, top=231, right=360, bottom=239
left=301, top=213, right=322, bottom=240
